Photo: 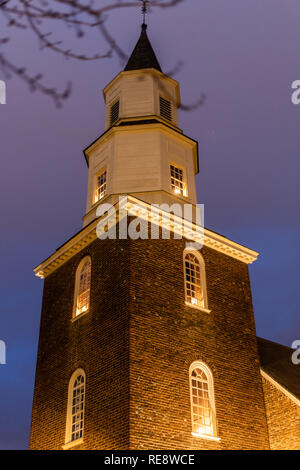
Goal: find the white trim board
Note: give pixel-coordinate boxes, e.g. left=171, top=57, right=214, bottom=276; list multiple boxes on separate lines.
left=261, top=369, right=300, bottom=407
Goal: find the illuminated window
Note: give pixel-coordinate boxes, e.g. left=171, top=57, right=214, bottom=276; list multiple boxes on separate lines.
left=190, top=362, right=217, bottom=438
left=65, top=369, right=86, bottom=447
left=160, top=96, right=172, bottom=121
left=73, top=256, right=91, bottom=318
left=170, top=164, right=187, bottom=196
left=110, top=100, right=119, bottom=125
left=95, top=169, right=107, bottom=203
left=184, top=249, right=208, bottom=309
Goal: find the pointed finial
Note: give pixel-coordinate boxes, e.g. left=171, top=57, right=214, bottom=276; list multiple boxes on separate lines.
left=140, top=0, right=149, bottom=27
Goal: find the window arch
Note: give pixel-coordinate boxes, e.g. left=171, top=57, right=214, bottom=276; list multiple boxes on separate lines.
left=73, top=256, right=91, bottom=317
left=189, top=362, right=217, bottom=438
left=65, top=369, right=86, bottom=446
left=183, top=249, right=208, bottom=309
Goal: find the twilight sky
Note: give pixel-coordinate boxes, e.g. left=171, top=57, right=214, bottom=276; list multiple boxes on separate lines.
left=0, top=0, right=299, bottom=449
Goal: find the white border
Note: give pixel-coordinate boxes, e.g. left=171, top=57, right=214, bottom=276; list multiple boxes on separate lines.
left=64, top=368, right=86, bottom=448
left=72, top=256, right=91, bottom=319
left=261, top=369, right=300, bottom=407
left=183, top=248, right=209, bottom=311
left=189, top=361, right=219, bottom=440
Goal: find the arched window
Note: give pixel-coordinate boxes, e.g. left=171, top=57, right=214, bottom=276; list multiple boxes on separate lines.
left=189, top=362, right=217, bottom=438
left=65, top=369, right=86, bottom=447
left=184, top=249, right=208, bottom=309
left=73, top=256, right=91, bottom=317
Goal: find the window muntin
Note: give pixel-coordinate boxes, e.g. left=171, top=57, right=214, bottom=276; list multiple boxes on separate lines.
left=65, top=369, right=86, bottom=446
left=71, top=374, right=85, bottom=442
left=184, top=252, right=204, bottom=307
left=170, top=164, right=187, bottom=197
left=110, top=100, right=119, bottom=125
left=190, top=362, right=216, bottom=437
left=95, top=169, right=107, bottom=203
left=73, top=257, right=91, bottom=318
left=160, top=96, right=172, bottom=121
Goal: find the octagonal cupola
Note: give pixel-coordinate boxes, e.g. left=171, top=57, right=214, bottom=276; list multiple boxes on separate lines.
left=103, top=24, right=180, bottom=130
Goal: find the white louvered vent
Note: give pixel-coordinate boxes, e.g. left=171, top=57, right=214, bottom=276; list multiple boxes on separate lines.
left=160, top=96, right=172, bottom=121
left=110, top=100, right=120, bottom=126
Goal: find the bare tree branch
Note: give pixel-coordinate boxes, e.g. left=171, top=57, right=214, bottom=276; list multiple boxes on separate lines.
left=0, top=0, right=204, bottom=110
left=0, top=38, right=71, bottom=107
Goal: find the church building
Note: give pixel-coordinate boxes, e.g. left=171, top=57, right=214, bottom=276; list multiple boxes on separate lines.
left=29, top=22, right=300, bottom=450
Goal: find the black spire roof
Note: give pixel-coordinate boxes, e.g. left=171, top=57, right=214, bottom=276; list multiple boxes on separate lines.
left=124, top=24, right=162, bottom=73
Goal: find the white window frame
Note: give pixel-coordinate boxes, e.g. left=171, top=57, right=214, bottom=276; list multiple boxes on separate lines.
left=183, top=248, right=210, bottom=313
left=72, top=256, right=91, bottom=319
left=189, top=361, right=220, bottom=441
left=63, top=368, right=86, bottom=449
left=94, top=168, right=107, bottom=204
left=170, top=163, right=188, bottom=197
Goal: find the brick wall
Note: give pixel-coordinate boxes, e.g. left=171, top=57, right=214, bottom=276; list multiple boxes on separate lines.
left=262, top=376, right=300, bottom=450
left=30, top=230, right=270, bottom=450
left=30, top=238, right=131, bottom=450
left=129, top=238, right=270, bottom=450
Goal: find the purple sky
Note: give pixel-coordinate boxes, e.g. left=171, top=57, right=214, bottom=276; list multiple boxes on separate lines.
left=0, top=1, right=299, bottom=449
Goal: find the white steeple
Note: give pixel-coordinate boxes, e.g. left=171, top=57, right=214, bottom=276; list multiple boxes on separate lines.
left=82, top=24, right=199, bottom=227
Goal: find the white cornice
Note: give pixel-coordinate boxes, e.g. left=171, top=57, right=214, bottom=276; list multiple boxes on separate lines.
left=261, top=369, right=300, bottom=407
left=34, top=196, right=259, bottom=279
left=84, top=121, right=197, bottom=161
left=34, top=220, right=99, bottom=279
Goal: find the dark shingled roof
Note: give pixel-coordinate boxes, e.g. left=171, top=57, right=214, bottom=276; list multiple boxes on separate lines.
left=124, top=24, right=162, bottom=73
left=257, top=337, right=300, bottom=401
